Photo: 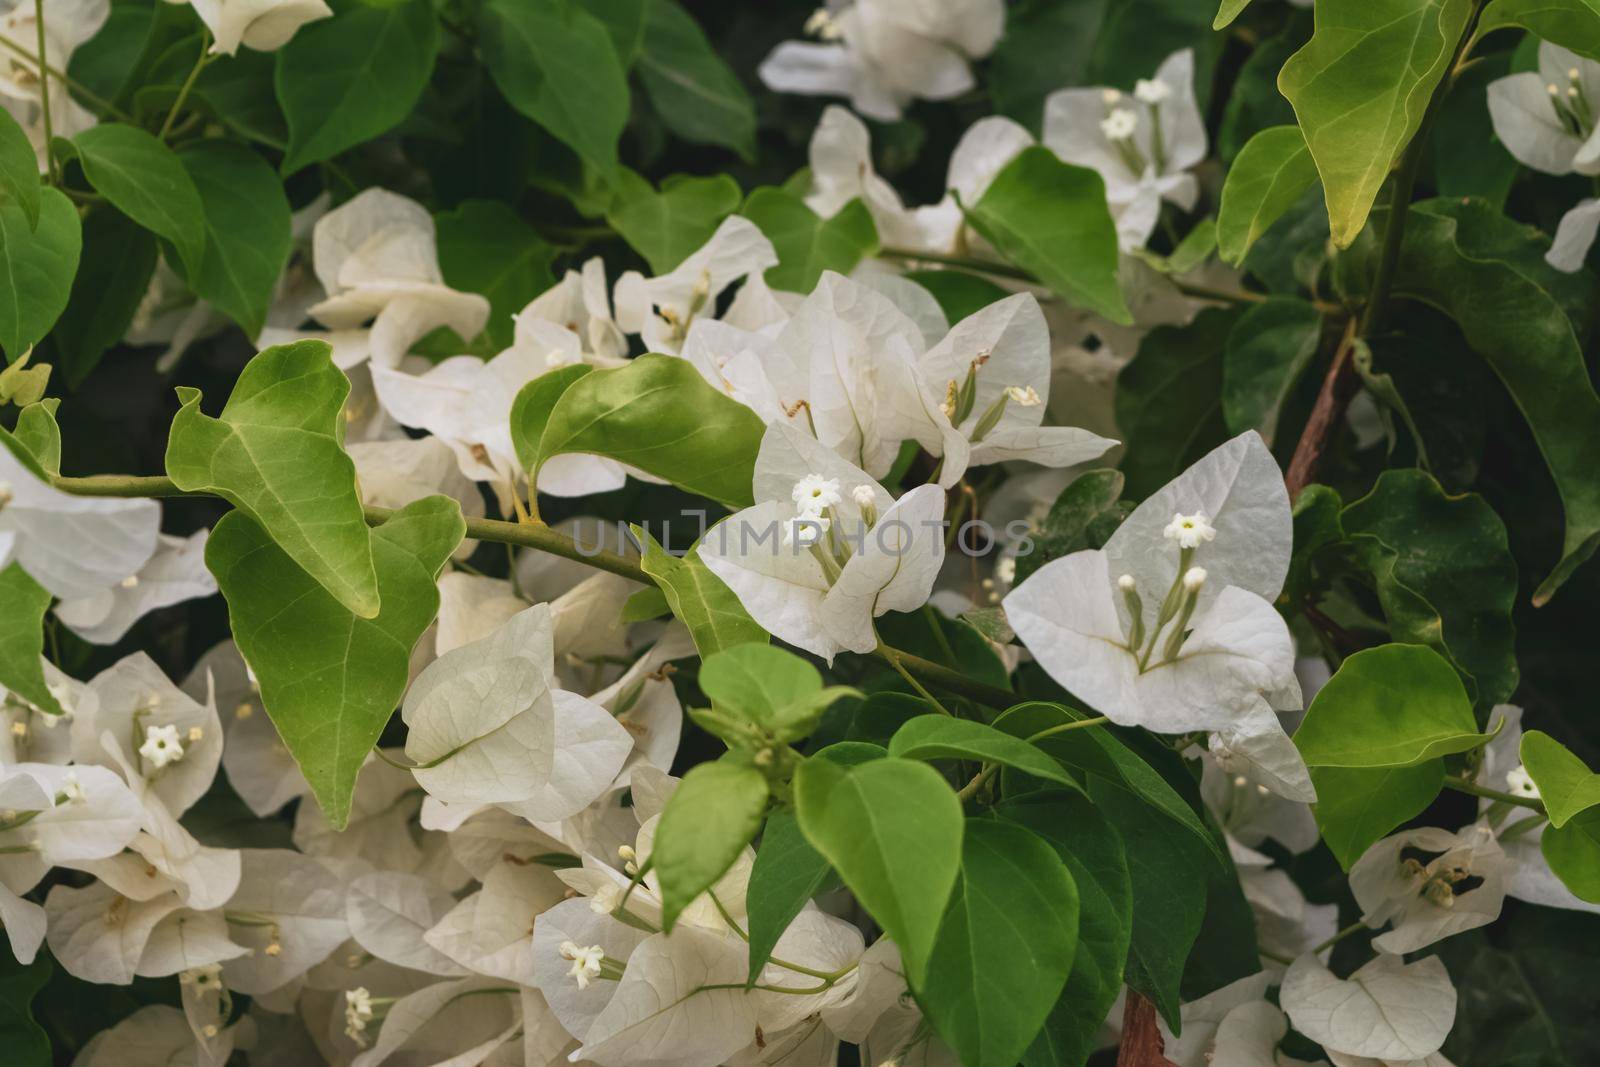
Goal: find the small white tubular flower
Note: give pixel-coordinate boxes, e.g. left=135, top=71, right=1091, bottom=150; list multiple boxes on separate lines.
left=1117, top=573, right=1137, bottom=592
left=1134, top=77, right=1171, bottom=104
left=1004, top=384, right=1042, bottom=406
left=59, top=771, right=84, bottom=804
left=785, top=515, right=830, bottom=548
left=1183, top=566, right=1207, bottom=592
left=138, top=723, right=185, bottom=769
left=344, top=987, right=374, bottom=1044
left=179, top=963, right=223, bottom=987
left=851, top=483, right=878, bottom=507
left=1100, top=87, right=1122, bottom=105
left=1163, top=510, right=1217, bottom=549
left=1505, top=763, right=1541, bottom=799
left=560, top=941, right=606, bottom=989
left=1100, top=108, right=1139, bottom=141
left=791, top=474, right=843, bottom=517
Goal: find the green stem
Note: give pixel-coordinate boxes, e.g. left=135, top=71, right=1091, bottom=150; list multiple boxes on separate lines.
left=1312, top=920, right=1369, bottom=956
left=876, top=639, right=955, bottom=716
left=159, top=33, right=212, bottom=142
left=956, top=762, right=998, bottom=802
left=31, top=0, right=53, bottom=183
left=1443, top=776, right=1545, bottom=813
left=1025, top=716, right=1109, bottom=742
left=52, top=473, right=1015, bottom=707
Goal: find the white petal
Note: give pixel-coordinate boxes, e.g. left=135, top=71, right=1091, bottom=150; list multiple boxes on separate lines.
left=699, top=501, right=838, bottom=661
left=222, top=848, right=349, bottom=995
left=1546, top=197, right=1600, bottom=272
left=350, top=975, right=521, bottom=1067
left=531, top=896, right=648, bottom=1041
left=822, top=483, right=947, bottom=653
left=498, top=689, right=633, bottom=824
left=347, top=871, right=470, bottom=976
left=425, top=861, right=566, bottom=983
left=1487, top=71, right=1580, bottom=175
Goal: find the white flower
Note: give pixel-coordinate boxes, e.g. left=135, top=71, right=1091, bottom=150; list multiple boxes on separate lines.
left=1505, top=763, right=1541, bottom=798
left=851, top=483, right=879, bottom=507
left=613, top=217, right=777, bottom=355
left=344, top=986, right=374, bottom=1043
left=786, top=515, right=830, bottom=548
left=187, top=0, right=331, bottom=56
left=1546, top=196, right=1600, bottom=272
left=139, top=724, right=185, bottom=769
left=179, top=962, right=223, bottom=987
left=1134, top=77, right=1171, bottom=104
left=1005, top=432, right=1304, bottom=739
left=59, top=771, right=83, bottom=803
left=560, top=940, right=606, bottom=989
left=1182, top=565, right=1207, bottom=591
left=1350, top=823, right=1507, bottom=954
left=0, top=0, right=107, bottom=168
left=700, top=423, right=946, bottom=662
left=1004, top=384, right=1042, bottom=406
left=1164, top=510, right=1217, bottom=549
left=1042, top=49, right=1208, bottom=249
left=792, top=473, right=843, bottom=516
left=1487, top=42, right=1600, bottom=178
left=759, top=0, right=1005, bottom=121
left=1100, top=108, right=1139, bottom=141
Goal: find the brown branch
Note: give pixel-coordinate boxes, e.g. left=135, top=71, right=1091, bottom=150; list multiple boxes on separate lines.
left=1117, top=991, right=1177, bottom=1067
left=1284, top=317, right=1361, bottom=501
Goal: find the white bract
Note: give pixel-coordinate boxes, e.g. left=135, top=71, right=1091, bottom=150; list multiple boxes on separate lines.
left=1042, top=50, right=1208, bottom=249
left=1281, top=953, right=1457, bottom=1062
left=54, top=531, right=215, bottom=645
left=0, top=0, right=107, bottom=166
left=185, top=0, right=331, bottom=55
left=759, top=0, right=1004, bottom=120
left=1487, top=42, right=1600, bottom=271
left=266, top=188, right=489, bottom=370
left=1005, top=432, right=1307, bottom=787
left=402, top=605, right=632, bottom=822
left=0, top=441, right=160, bottom=600
left=700, top=422, right=945, bottom=661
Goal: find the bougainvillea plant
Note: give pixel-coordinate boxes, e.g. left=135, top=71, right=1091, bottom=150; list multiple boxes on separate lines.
left=0, top=0, right=1597, bottom=1063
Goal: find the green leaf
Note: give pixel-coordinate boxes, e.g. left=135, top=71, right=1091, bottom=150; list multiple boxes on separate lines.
left=963, top=146, right=1128, bottom=324
left=741, top=189, right=878, bottom=294
left=606, top=169, right=741, bottom=274
left=578, top=0, right=646, bottom=64
left=0, top=564, right=60, bottom=716
left=902, top=270, right=1011, bottom=325
left=1214, top=0, right=1255, bottom=29
left=699, top=643, right=857, bottom=744
left=435, top=200, right=557, bottom=350
left=794, top=755, right=964, bottom=988
left=1542, top=809, right=1600, bottom=903
left=992, top=702, right=1220, bottom=862
left=655, top=755, right=770, bottom=930
left=0, top=188, right=80, bottom=361
left=1521, top=731, right=1600, bottom=829
left=63, top=123, right=205, bottom=276
left=509, top=364, right=595, bottom=478
left=176, top=141, right=292, bottom=338
left=1278, top=0, right=1474, bottom=246
left=889, top=715, right=1085, bottom=794
left=1115, top=306, right=1239, bottom=497
left=744, top=809, right=837, bottom=979
left=1217, top=125, right=1319, bottom=265
left=165, top=340, right=380, bottom=618
left=480, top=0, right=629, bottom=175
left=46, top=207, right=155, bottom=388
left=636, top=0, right=756, bottom=160
left=0, top=948, right=49, bottom=1067
left=922, top=818, right=1080, bottom=1067
left=1479, top=0, right=1600, bottom=60
left=193, top=49, right=288, bottom=149
left=1358, top=198, right=1600, bottom=603
left=1341, top=469, right=1519, bottom=708
left=1350, top=337, right=1431, bottom=464
left=0, top=109, right=38, bottom=229
left=1088, top=774, right=1206, bottom=1029
left=998, top=793, right=1131, bottom=1067
left=533, top=354, right=765, bottom=508
left=10, top=400, right=59, bottom=476
left=1221, top=297, right=1323, bottom=445
left=1014, top=469, right=1129, bottom=584
left=1295, top=643, right=1489, bottom=768
left=275, top=0, right=439, bottom=174
left=207, top=496, right=462, bottom=828
left=634, top=526, right=768, bottom=656
left=1312, top=762, right=1446, bottom=869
